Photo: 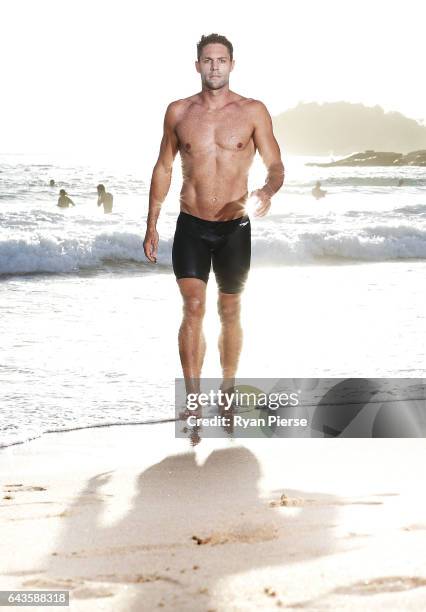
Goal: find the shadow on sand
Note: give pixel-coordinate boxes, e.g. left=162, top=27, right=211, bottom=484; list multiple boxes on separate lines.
left=22, top=446, right=355, bottom=610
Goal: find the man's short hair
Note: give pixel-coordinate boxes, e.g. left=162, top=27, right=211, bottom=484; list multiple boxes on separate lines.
left=197, top=33, right=233, bottom=62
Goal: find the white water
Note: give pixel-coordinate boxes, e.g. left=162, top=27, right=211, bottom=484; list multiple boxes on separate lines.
left=1, top=154, right=426, bottom=275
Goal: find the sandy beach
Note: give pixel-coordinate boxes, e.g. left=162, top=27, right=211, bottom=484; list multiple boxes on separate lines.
left=2, top=424, right=426, bottom=611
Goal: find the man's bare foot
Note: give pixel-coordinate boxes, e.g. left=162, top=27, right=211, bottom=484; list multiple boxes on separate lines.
left=178, top=404, right=203, bottom=421
left=179, top=405, right=203, bottom=446
left=217, top=381, right=237, bottom=435
left=188, top=426, right=202, bottom=446
left=220, top=405, right=235, bottom=436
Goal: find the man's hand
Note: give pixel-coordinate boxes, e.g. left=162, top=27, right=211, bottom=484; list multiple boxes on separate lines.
left=250, top=188, right=271, bottom=217
left=143, top=227, right=159, bottom=263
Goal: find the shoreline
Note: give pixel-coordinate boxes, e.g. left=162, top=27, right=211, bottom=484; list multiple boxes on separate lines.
left=2, top=257, right=426, bottom=283
left=0, top=417, right=178, bottom=452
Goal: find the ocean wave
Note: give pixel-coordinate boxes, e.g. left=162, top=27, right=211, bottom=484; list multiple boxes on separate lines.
left=0, top=231, right=162, bottom=275
left=394, top=204, right=426, bottom=216
left=283, top=180, right=426, bottom=197
left=297, top=177, right=426, bottom=187
left=1, top=223, right=426, bottom=275
left=252, top=225, right=426, bottom=263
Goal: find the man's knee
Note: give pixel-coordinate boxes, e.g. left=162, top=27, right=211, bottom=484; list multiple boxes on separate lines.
left=218, top=294, right=241, bottom=324
left=178, top=278, right=207, bottom=320
left=183, top=295, right=206, bottom=319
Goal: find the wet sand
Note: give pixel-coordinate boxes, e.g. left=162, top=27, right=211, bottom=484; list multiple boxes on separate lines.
left=1, top=423, right=426, bottom=610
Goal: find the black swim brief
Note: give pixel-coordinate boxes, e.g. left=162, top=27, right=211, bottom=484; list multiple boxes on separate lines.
left=172, top=211, right=251, bottom=294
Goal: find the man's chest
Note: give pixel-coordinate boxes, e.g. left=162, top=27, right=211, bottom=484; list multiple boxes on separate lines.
left=176, top=106, right=254, bottom=154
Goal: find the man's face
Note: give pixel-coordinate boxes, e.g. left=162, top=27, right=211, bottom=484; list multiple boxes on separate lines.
left=196, top=43, right=234, bottom=91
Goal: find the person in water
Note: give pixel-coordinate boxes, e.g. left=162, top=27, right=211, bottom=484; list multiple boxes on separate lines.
left=49, top=179, right=55, bottom=187
left=57, top=189, right=75, bottom=208
left=143, top=33, right=285, bottom=402
left=97, top=184, right=114, bottom=214
left=312, top=180, right=327, bottom=200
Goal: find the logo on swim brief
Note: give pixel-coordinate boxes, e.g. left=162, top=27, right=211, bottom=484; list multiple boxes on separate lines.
left=239, top=220, right=249, bottom=226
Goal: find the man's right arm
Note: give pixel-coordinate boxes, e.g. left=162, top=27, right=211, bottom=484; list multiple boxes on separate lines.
left=144, top=102, right=180, bottom=263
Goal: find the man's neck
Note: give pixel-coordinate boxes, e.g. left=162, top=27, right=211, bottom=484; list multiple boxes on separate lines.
left=199, top=86, right=233, bottom=110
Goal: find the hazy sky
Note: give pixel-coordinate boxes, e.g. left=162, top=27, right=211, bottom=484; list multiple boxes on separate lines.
left=1, top=0, right=424, bottom=164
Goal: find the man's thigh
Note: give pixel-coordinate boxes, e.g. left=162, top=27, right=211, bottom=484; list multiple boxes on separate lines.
left=212, top=219, right=251, bottom=294
left=172, top=215, right=212, bottom=284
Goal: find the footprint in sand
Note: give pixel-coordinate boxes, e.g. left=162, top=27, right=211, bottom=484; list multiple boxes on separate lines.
left=23, top=578, right=82, bottom=589
left=292, top=575, right=426, bottom=608
left=270, top=494, right=308, bottom=507
left=94, top=574, right=181, bottom=585
left=71, top=586, right=114, bottom=599
left=192, top=524, right=278, bottom=545
left=3, top=484, right=46, bottom=492
left=9, top=511, right=72, bottom=521
left=334, top=576, right=426, bottom=595
left=1, top=570, right=46, bottom=578
left=269, top=493, right=384, bottom=508
left=22, top=578, right=115, bottom=600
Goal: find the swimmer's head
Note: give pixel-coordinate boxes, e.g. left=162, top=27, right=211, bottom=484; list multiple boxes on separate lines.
left=59, top=189, right=66, bottom=195
left=196, top=34, right=234, bottom=91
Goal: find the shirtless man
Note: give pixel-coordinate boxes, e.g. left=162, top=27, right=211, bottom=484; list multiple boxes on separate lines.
left=143, top=33, right=285, bottom=398
left=57, top=189, right=75, bottom=208
left=97, top=184, right=114, bottom=214
left=312, top=180, right=327, bottom=200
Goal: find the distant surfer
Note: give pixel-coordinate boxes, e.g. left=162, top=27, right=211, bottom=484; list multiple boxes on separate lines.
left=57, top=189, right=75, bottom=208
left=143, top=33, right=285, bottom=403
left=49, top=179, right=55, bottom=187
left=312, top=180, right=327, bottom=200
left=97, top=184, right=113, bottom=214
left=397, top=178, right=404, bottom=187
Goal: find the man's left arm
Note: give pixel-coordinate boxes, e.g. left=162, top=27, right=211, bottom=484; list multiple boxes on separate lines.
left=251, top=101, right=285, bottom=216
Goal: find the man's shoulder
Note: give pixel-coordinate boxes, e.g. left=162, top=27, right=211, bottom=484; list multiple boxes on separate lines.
left=163, top=98, right=193, bottom=127
left=165, top=97, right=194, bottom=115
left=241, top=99, right=273, bottom=129
left=244, top=98, right=270, bottom=115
